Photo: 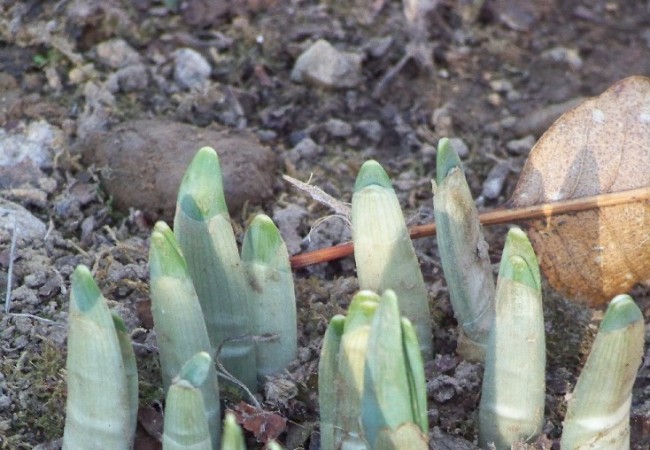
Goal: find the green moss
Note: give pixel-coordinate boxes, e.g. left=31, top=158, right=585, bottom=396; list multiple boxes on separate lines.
left=2, top=339, right=68, bottom=445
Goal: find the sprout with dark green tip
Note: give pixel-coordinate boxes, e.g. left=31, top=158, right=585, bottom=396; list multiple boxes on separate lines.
left=241, top=214, right=297, bottom=381
left=149, top=221, right=221, bottom=449
left=173, top=147, right=257, bottom=391
left=352, top=160, right=433, bottom=360
left=163, top=352, right=214, bottom=450
left=63, top=265, right=136, bottom=450
left=433, top=138, right=495, bottom=361
left=561, top=294, right=644, bottom=449
left=319, top=290, right=428, bottom=450
left=479, top=227, right=545, bottom=449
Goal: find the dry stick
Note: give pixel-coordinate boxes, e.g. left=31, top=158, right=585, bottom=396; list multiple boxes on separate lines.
left=289, top=186, right=650, bottom=269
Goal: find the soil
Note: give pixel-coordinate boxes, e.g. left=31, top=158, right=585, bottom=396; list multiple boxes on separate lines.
left=1, top=0, right=650, bottom=449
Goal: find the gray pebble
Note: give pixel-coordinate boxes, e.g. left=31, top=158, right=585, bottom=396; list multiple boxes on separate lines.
left=324, top=118, right=352, bottom=137
left=287, top=137, right=322, bottom=165
left=481, top=162, right=510, bottom=200
left=448, top=137, right=470, bottom=159
left=0, top=394, right=11, bottom=410
left=174, top=48, right=212, bottom=90
left=108, top=64, right=149, bottom=93
left=273, top=204, right=308, bottom=255
left=506, top=135, right=536, bottom=155
left=291, top=39, right=363, bottom=89
left=0, top=199, right=47, bottom=242
left=24, top=271, right=47, bottom=289
left=96, top=39, right=142, bottom=69
left=365, top=36, right=393, bottom=58
left=356, top=120, right=383, bottom=143
left=15, top=317, right=32, bottom=334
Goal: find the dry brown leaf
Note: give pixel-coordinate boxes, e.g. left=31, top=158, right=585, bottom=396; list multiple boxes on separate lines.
left=509, top=76, right=650, bottom=306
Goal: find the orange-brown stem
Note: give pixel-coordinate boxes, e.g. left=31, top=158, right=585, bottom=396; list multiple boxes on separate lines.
left=289, top=186, right=650, bottom=269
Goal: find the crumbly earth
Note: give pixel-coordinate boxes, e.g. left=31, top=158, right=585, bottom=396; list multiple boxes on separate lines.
left=1, top=1, right=649, bottom=449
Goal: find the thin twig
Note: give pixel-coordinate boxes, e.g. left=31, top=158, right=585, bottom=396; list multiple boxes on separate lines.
left=4, top=213, right=17, bottom=314
left=289, top=186, right=650, bottom=269
left=214, top=335, right=262, bottom=409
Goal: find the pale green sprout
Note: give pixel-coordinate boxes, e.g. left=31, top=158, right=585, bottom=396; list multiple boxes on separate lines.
left=433, top=137, right=495, bottom=361
left=173, top=146, right=257, bottom=391
left=478, top=227, right=545, bottom=449
left=113, top=313, right=139, bottom=438
left=561, top=294, right=644, bottom=450
left=361, top=290, right=428, bottom=450
left=319, top=290, right=428, bottom=450
left=149, top=221, right=221, bottom=449
left=220, top=412, right=284, bottom=450
left=163, top=352, right=213, bottom=450
left=221, top=412, right=246, bottom=450
left=352, top=160, right=433, bottom=360
left=63, top=265, right=137, bottom=450
left=241, top=214, right=297, bottom=382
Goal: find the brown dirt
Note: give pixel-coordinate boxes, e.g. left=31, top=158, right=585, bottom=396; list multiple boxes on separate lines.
left=1, top=0, right=649, bottom=448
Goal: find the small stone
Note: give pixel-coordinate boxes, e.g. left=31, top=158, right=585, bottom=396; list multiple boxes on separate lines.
left=15, top=317, right=32, bottom=334
left=431, top=104, right=454, bottom=136
left=448, top=137, right=470, bottom=159
left=506, top=135, right=536, bottom=155
left=355, top=120, right=383, bottom=143
left=480, top=161, right=510, bottom=200
left=542, top=47, right=582, bottom=70
left=0, top=199, right=47, bottom=242
left=0, top=120, right=61, bottom=173
left=291, top=39, right=363, bottom=89
left=273, top=204, right=308, bottom=255
left=96, top=39, right=142, bottom=69
left=24, top=271, right=47, bottom=288
left=365, top=36, right=393, bottom=58
left=0, top=395, right=11, bottom=410
left=287, top=137, right=322, bottom=165
left=489, top=79, right=513, bottom=93
left=108, top=64, right=149, bottom=93
left=324, top=118, right=352, bottom=137
left=174, top=48, right=212, bottom=90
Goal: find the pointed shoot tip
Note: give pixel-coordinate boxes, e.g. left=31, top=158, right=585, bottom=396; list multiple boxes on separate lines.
left=71, top=265, right=102, bottom=312
left=178, top=352, right=212, bottom=388
left=177, top=147, right=228, bottom=220
left=600, top=294, right=642, bottom=332
left=354, top=160, right=393, bottom=192
left=436, top=138, right=462, bottom=184
left=241, top=214, right=284, bottom=265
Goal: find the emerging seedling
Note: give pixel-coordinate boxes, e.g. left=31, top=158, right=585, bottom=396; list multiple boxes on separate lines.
left=433, top=138, right=495, bottom=361
left=352, top=160, right=433, bottom=359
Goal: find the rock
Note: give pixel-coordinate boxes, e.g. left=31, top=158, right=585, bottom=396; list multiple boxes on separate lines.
left=355, top=119, right=383, bottom=143
left=273, top=204, right=308, bottom=255
left=448, top=137, right=470, bottom=159
left=106, top=64, right=149, bottom=93
left=512, top=97, right=585, bottom=137
left=77, top=81, right=115, bottom=140
left=0, top=198, right=47, bottom=242
left=365, top=36, right=393, bottom=58
left=95, top=39, right=142, bottom=69
left=78, top=119, right=276, bottom=219
left=324, top=118, right=352, bottom=137
left=174, top=48, right=212, bottom=90
left=290, top=39, right=363, bottom=89
left=541, top=46, right=582, bottom=70
left=287, top=137, right=322, bottom=165
left=0, top=120, right=62, bottom=189
left=506, top=134, right=536, bottom=155
left=480, top=161, right=510, bottom=200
